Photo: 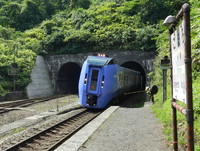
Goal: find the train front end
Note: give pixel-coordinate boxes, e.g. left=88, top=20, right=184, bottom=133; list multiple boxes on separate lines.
left=79, top=55, right=116, bottom=109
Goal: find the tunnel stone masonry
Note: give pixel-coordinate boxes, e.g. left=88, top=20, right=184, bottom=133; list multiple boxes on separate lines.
left=26, top=51, right=157, bottom=98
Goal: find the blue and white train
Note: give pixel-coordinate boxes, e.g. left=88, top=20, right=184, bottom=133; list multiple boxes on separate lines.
left=78, top=55, right=141, bottom=109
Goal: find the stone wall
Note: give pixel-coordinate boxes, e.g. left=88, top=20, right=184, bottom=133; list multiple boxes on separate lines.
left=0, top=91, right=27, bottom=102
left=44, top=50, right=157, bottom=93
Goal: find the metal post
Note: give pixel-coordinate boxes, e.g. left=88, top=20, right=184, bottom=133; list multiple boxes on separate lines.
left=160, top=56, right=170, bottom=102
left=182, top=4, right=194, bottom=151
left=169, top=26, right=178, bottom=151
left=172, top=100, right=178, bottom=150
left=56, top=98, right=59, bottom=112
left=163, top=69, right=167, bottom=102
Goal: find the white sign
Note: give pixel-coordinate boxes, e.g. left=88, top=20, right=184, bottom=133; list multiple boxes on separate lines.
left=171, top=21, right=186, bottom=104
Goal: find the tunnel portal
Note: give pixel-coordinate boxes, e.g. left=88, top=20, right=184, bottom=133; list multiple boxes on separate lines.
left=121, top=61, right=146, bottom=90
left=57, top=62, right=81, bottom=94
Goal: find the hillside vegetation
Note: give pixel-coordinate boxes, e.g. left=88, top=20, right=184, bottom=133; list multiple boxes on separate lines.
left=0, top=0, right=188, bottom=92
left=0, top=0, right=199, bottom=148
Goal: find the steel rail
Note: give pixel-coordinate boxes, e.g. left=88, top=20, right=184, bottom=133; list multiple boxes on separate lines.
left=0, top=95, right=65, bottom=114
left=3, top=109, right=102, bottom=151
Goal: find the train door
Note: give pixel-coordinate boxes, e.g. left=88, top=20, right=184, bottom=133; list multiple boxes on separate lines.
left=87, top=67, right=102, bottom=95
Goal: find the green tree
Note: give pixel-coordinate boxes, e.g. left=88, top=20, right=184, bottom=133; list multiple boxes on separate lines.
left=20, top=0, right=45, bottom=31
left=0, top=25, right=15, bottom=39
left=77, top=0, right=91, bottom=9
left=0, top=2, right=21, bottom=29
left=138, top=0, right=188, bottom=24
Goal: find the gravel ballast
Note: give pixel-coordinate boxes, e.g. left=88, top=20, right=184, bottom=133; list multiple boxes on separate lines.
left=0, top=99, right=84, bottom=150
left=0, top=95, right=78, bottom=126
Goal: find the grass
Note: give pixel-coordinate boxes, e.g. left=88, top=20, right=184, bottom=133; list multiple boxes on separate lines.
left=151, top=79, right=200, bottom=150
left=12, top=127, right=26, bottom=134
left=60, top=95, right=79, bottom=103
left=0, top=127, right=26, bottom=141
left=34, top=99, right=41, bottom=103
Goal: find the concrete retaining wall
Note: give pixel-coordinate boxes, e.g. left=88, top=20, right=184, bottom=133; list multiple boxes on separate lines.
left=26, top=56, right=54, bottom=99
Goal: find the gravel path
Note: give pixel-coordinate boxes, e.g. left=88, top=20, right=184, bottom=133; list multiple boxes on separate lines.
left=78, top=95, right=171, bottom=151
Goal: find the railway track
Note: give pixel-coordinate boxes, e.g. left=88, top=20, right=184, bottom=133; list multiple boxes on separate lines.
left=0, top=95, right=65, bottom=114
left=3, top=109, right=102, bottom=151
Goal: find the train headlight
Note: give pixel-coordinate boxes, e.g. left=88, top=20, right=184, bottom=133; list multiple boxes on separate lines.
left=84, top=74, right=87, bottom=85
left=84, top=78, right=87, bottom=85
left=97, top=53, right=108, bottom=57
left=101, top=76, right=105, bottom=88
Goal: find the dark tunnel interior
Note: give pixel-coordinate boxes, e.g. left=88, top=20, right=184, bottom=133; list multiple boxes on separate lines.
left=121, top=61, right=146, bottom=90
left=57, top=62, right=81, bottom=94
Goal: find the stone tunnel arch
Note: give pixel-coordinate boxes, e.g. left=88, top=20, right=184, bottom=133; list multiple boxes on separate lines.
left=121, top=61, right=146, bottom=90
left=57, top=62, right=81, bottom=94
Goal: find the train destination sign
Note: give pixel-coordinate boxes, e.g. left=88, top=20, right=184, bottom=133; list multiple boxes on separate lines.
left=171, top=21, right=186, bottom=104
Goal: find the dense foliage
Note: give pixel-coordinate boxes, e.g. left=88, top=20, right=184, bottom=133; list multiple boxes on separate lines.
left=0, top=0, right=199, bottom=149
left=0, top=0, right=187, bottom=93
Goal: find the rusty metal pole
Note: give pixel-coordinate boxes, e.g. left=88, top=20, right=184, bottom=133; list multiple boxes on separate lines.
left=172, top=101, right=178, bottom=150
left=182, top=4, right=194, bottom=151
left=169, top=26, right=178, bottom=151
left=163, top=69, right=167, bottom=102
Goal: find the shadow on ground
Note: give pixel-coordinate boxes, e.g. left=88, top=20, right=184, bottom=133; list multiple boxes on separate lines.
left=119, top=93, right=148, bottom=108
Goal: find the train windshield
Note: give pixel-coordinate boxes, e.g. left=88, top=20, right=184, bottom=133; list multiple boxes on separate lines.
left=90, top=69, right=99, bottom=91
left=87, top=56, right=113, bottom=66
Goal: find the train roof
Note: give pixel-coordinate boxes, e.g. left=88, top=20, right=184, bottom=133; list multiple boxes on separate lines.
left=86, top=56, right=115, bottom=66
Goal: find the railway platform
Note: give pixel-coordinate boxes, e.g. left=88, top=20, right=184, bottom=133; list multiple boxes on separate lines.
left=55, top=95, right=171, bottom=151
